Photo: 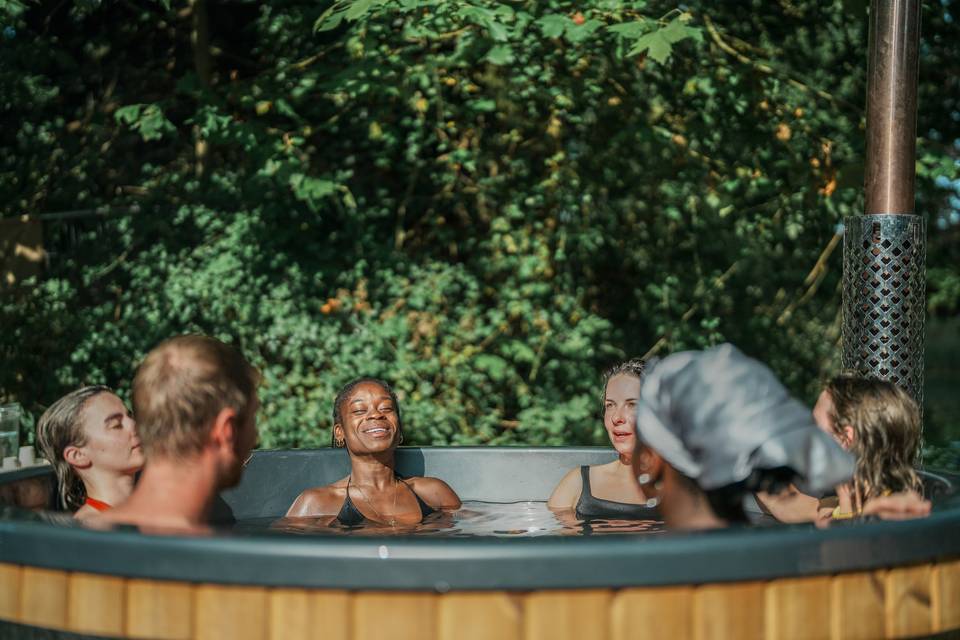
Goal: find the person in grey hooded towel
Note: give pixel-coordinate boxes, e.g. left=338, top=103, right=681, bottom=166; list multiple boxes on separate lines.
left=631, top=344, right=855, bottom=530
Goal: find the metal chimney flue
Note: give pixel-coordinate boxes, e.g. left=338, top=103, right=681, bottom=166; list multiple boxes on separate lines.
left=842, top=0, right=926, bottom=408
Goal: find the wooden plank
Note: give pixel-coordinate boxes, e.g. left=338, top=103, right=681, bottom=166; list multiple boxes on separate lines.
left=885, top=564, right=932, bottom=639
left=611, top=587, right=693, bottom=640
left=437, top=592, right=521, bottom=640
left=932, top=559, right=960, bottom=633
left=67, top=572, right=126, bottom=636
left=0, top=563, right=20, bottom=621
left=195, top=584, right=269, bottom=640
left=19, top=566, right=69, bottom=630
left=525, top=590, right=613, bottom=640
left=693, top=581, right=764, bottom=640
left=830, top=571, right=886, bottom=640
left=353, top=592, right=437, bottom=640
left=126, top=579, right=194, bottom=640
left=268, top=588, right=350, bottom=640
left=765, top=575, right=831, bottom=640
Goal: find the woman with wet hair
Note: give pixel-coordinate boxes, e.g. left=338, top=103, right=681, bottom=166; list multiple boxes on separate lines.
left=36, top=386, right=144, bottom=520
left=812, top=374, right=924, bottom=519
left=286, top=377, right=460, bottom=525
left=548, top=358, right=657, bottom=520
left=631, top=345, right=854, bottom=530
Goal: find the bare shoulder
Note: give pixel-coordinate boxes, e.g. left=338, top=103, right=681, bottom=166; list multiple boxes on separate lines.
left=73, top=504, right=99, bottom=522
left=407, top=476, right=461, bottom=510
left=286, top=484, right=346, bottom=517
left=547, top=466, right=584, bottom=510
left=597, top=459, right=621, bottom=475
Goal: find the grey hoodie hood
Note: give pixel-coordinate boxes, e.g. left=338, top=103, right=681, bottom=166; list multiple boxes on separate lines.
left=635, top=343, right=854, bottom=495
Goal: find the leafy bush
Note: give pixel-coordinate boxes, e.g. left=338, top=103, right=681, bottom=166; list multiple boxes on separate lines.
left=1, top=0, right=957, bottom=447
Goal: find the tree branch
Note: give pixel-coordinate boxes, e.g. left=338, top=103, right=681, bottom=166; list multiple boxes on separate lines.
left=702, top=14, right=859, bottom=113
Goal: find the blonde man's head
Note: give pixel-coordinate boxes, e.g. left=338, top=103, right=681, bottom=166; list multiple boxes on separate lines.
left=133, top=335, right=259, bottom=458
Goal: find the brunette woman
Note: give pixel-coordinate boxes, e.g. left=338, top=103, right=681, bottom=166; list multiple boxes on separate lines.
left=286, top=377, right=460, bottom=526
left=548, top=359, right=656, bottom=519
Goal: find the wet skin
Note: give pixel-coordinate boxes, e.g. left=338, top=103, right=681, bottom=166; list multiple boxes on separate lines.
left=285, top=382, right=460, bottom=525
left=547, top=373, right=648, bottom=511
left=67, top=392, right=143, bottom=520
left=72, top=392, right=144, bottom=475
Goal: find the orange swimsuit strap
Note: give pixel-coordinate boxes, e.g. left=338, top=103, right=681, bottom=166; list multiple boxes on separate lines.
left=84, top=497, right=111, bottom=512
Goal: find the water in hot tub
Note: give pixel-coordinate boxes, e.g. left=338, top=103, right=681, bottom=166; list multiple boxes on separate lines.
left=234, top=501, right=664, bottom=537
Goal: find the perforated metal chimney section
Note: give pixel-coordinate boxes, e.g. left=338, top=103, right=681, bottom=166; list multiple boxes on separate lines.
left=842, top=0, right=925, bottom=407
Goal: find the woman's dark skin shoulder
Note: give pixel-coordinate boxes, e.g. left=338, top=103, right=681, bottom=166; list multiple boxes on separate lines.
left=285, top=479, right=349, bottom=518
left=406, top=476, right=462, bottom=510
left=285, top=476, right=460, bottom=517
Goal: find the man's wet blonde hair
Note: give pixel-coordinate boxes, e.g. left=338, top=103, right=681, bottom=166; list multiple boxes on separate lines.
left=133, top=335, right=259, bottom=458
left=824, top=374, right=922, bottom=505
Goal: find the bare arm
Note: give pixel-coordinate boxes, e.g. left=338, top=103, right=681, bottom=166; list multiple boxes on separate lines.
left=411, top=477, right=461, bottom=510
left=754, top=484, right=820, bottom=523
left=285, top=487, right=342, bottom=518
left=861, top=490, right=931, bottom=521
left=547, top=467, right=583, bottom=511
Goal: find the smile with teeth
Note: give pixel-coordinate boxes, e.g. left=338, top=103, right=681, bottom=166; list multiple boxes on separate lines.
left=362, top=423, right=392, bottom=437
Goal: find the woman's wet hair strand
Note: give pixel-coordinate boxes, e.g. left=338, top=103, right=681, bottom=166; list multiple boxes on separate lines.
left=824, top=374, right=922, bottom=505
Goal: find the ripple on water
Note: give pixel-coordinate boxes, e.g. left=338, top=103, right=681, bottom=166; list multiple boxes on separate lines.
left=235, top=501, right=664, bottom=537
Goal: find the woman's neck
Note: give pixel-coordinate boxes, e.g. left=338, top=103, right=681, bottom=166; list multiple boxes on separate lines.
left=349, top=452, right=397, bottom=490
left=79, top=470, right=137, bottom=508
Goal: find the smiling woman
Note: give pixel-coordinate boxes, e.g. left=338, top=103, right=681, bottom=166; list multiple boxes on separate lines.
left=284, top=377, right=461, bottom=526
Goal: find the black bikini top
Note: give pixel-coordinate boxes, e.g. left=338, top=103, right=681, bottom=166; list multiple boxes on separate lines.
left=574, top=465, right=660, bottom=520
left=335, top=474, right=436, bottom=526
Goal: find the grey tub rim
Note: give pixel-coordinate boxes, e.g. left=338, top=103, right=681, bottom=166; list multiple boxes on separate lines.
left=1, top=446, right=958, bottom=592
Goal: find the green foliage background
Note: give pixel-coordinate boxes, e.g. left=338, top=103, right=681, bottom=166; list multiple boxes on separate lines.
left=1, top=0, right=958, bottom=460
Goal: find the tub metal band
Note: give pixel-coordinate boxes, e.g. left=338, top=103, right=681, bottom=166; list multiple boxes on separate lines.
left=841, top=213, right=925, bottom=406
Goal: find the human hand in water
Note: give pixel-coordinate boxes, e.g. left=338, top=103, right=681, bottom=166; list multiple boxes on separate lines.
left=861, top=490, right=931, bottom=521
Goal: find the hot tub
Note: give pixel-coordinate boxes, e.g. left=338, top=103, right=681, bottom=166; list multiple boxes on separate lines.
left=1, top=447, right=958, bottom=639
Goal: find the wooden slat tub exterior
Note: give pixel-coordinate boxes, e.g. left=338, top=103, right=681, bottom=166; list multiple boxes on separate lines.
left=933, top=559, right=960, bottom=633
left=830, top=571, right=886, bottom=640
left=1, top=560, right=957, bottom=639
left=126, top=578, right=193, bottom=639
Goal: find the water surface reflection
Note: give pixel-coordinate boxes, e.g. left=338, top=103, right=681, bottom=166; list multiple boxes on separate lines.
left=253, top=501, right=664, bottom=537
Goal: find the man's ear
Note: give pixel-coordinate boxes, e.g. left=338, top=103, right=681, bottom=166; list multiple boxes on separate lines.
left=333, top=423, right=345, bottom=442
left=209, top=407, right=238, bottom=450
left=63, top=445, right=91, bottom=470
